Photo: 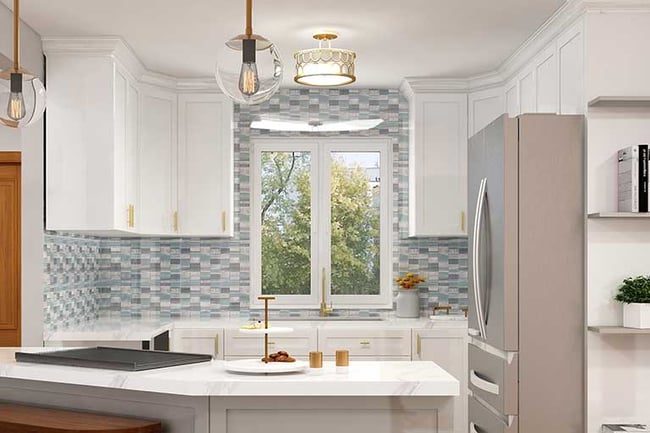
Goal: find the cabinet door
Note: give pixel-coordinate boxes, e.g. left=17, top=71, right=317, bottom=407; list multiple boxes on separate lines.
left=125, top=81, right=139, bottom=230
left=138, top=86, right=177, bottom=235
left=414, top=328, right=467, bottom=433
left=177, top=94, right=233, bottom=236
left=224, top=328, right=317, bottom=358
left=171, top=328, right=224, bottom=359
left=318, top=329, right=411, bottom=358
left=408, top=93, right=468, bottom=237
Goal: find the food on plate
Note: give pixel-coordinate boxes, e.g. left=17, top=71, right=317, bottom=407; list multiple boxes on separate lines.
left=261, top=350, right=296, bottom=363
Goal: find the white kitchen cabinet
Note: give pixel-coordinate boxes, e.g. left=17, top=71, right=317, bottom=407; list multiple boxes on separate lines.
left=171, top=328, right=224, bottom=359
left=413, top=327, right=468, bottom=433
left=177, top=94, right=233, bottom=237
left=318, top=328, right=411, bottom=360
left=44, top=50, right=139, bottom=234
left=224, top=328, right=317, bottom=360
left=138, top=85, right=178, bottom=235
left=401, top=87, right=468, bottom=237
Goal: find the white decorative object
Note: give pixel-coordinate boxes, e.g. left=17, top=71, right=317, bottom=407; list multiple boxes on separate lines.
left=623, top=303, right=650, bottom=329
left=396, top=290, right=420, bottom=318
left=223, top=359, right=308, bottom=374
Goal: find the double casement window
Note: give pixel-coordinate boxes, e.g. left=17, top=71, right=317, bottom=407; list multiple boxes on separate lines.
left=251, top=138, right=392, bottom=308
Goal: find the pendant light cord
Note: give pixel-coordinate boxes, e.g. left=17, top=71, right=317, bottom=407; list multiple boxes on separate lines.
left=13, top=0, right=19, bottom=71
left=245, top=0, right=253, bottom=38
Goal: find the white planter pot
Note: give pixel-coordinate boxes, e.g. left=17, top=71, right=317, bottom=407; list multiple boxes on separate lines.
left=396, top=290, right=420, bottom=318
left=623, top=303, right=650, bottom=329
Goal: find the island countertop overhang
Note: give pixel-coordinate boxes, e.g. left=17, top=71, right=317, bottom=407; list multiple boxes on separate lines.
left=0, top=356, right=459, bottom=397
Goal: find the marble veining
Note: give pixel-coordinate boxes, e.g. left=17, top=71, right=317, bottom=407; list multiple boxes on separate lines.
left=0, top=355, right=459, bottom=397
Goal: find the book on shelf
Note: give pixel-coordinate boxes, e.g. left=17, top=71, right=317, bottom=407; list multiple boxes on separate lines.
left=603, top=424, right=650, bottom=432
left=618, top=144, right=649, bottom=212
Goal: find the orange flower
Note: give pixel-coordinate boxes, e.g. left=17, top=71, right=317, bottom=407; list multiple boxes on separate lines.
left=396, top=273, right=425, bottom=290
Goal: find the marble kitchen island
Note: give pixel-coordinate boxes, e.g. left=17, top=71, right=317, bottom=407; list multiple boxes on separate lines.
left=0, top=349, right=459, bottom=433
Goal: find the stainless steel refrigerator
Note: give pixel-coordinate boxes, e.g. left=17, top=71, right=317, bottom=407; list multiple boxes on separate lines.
left=467, top=114, right=584, bottom=433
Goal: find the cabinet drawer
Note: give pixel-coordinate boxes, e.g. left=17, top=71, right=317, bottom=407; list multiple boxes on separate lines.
left=224, top=328, right=317, bottom=357
left=171, top=328, right=223, bottom=359
left=469, top=343, right=518, bottom=415
left=469, top=395, right=518, bottom=433
left=318, top=329, right=411, bottom=357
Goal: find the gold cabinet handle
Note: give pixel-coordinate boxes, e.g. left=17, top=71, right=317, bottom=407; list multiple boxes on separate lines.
left=127, top=204, right=135, bottom=228
left=461, top=210, right=466, bottom=232
left=222, top=210, right=227, bottom=233
left=268, top=341, right=275, bottom=346
left=359, top=341, right=371, bottom=346
left=173, top=211, right=179, bottom=232
left=214, top=333, right=219, bottom=356
left=416, top=333, right=421, bottom=356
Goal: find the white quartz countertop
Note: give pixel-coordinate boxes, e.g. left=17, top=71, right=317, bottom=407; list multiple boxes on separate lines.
left=45, top=315, right=467, bottom=342
left=0, top=349, right=459, bottom=397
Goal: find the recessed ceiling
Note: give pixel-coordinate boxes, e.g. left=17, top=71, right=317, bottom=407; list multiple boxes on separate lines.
left=2, top=0, right=566, bottom=87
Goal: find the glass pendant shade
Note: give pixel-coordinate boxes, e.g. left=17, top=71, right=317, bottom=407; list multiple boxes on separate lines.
left=0, top=70, right=46, bottom=128
left=294, top=33, right=356, bottom=87
left=215, top=35, right=283, bottom=105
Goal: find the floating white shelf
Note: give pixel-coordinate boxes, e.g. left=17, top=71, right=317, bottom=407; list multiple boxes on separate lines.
left=588, top=212, right=650, bottom=219
left=588, top=326, right=650, bottom=334
left=588, top=96, right=650, bottom=107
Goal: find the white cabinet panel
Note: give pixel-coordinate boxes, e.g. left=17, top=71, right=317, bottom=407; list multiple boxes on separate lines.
left=469, top=88, right=505, bottom=136
left=171, top=328, right=224, bottom=359
left=125, top=82, right=139, bottom=230
left=318, top=328, right=411, bottom=358
left=138, top=86, right=177, bottom=235
left=224, top=328, right=317, bottom=358
left=535, top=51, right=559, bottom=113
left=413, top=328, right=468, bottom=433
left=558, top=27, right=584, bottom=114
left=406, top=92, right=468, bottom=237
left=519, top=71, right=535, bottom=114
left=178, top=94, right=233, bottom=237
left=45, top=53, right=138, bottom=234
left=505, top=83, right=519, bottom=117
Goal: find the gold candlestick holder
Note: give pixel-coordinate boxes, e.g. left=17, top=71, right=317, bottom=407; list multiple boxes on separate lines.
left=258, top=296, right=275, bottom=363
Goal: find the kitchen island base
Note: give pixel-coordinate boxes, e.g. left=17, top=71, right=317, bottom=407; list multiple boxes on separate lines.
left=0, top=378, right=454, bottom=433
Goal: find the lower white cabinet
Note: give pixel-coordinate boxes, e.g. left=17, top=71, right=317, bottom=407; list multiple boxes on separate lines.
left=318, top=328, right=412, bottom=360
left=171, top=328, right=224, bottom=359
left=413, top=327, right=468, bottom=433
left=224, top=328, right=317, bottom=360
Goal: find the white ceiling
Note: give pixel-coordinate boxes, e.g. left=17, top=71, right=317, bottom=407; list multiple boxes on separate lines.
left=3, top=0, right=566, bottom=87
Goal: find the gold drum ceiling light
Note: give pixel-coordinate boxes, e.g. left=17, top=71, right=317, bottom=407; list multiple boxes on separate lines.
left=294, top=32, right=356, bottom=87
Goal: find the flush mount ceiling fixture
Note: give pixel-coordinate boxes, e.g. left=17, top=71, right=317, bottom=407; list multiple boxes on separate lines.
left=294, top=32, right=356, bottom=87
left=0, top=0, right=46, bottom=128
left=215, top=0, right=283, bottom=105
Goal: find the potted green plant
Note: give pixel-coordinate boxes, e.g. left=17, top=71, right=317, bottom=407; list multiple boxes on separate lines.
left=615, top=276, right=650, bottom=329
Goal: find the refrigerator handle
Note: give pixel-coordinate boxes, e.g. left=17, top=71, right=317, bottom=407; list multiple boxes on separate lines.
left=472, top=177, right=488, bottom=339
left=470, top=423, right=480, bottom=433
left=470, top=369, right=500, bottom=395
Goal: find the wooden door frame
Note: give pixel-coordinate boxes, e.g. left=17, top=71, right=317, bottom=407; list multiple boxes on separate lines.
left=0, top=151, right=21, bottom=346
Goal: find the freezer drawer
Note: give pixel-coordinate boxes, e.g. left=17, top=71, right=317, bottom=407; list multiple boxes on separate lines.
left=469, top=395, right=518, bottom=433
left=468, top=343, right=518, bottom=416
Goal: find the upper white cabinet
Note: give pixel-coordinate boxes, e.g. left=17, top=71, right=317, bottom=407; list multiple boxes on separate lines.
left=402, top=86, right=468, bottom=237
left=45, top=49, right=138, bottom=234
left=138, top=85, right=178, bottom=235
left=177, top=94, right=233, bottom=236
left=44, top=39, right=234, bottom=237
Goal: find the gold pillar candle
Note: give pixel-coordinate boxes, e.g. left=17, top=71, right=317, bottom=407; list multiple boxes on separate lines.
left=309, top=351, right=323, bottom=369
left=335, top=350, right=349, bottom=374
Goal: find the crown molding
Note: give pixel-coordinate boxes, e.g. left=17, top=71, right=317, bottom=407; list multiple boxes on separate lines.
left=41, top=36, right=221, bottom=93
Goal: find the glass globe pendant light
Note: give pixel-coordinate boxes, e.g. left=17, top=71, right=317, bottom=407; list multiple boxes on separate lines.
left=215, top=0, right=282, bottom=105
left=0, top=0, right=46, bottom=128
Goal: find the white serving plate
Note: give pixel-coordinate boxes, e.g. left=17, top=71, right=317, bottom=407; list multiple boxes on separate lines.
left=224, top=358, right=308, bottom=374
left=238, top=326, right=294, bottom=335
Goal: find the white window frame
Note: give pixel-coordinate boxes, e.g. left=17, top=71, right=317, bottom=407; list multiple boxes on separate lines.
left=251, top=138, right=393, bottom=309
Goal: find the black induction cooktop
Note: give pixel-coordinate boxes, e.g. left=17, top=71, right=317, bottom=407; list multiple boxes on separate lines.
left=15, top=347, right=213, bottom=371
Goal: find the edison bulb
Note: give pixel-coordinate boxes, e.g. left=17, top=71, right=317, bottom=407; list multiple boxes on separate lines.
left=7, top=91, right=26, bottom=121
left=239, top=62, right=260, bottom=96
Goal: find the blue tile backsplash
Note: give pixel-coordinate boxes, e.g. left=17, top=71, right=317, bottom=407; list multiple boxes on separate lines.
left=43, top=88, right=468, bottom=330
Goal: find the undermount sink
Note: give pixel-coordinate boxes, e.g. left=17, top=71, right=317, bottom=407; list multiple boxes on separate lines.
left=271, top=317, right=384, bottom=322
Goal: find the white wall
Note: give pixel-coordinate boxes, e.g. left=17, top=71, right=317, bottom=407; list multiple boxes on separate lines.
left=584, top=10, right=650, bottom=432
left=0, top=2, right=44, bottom=346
